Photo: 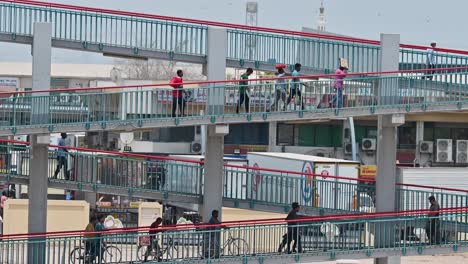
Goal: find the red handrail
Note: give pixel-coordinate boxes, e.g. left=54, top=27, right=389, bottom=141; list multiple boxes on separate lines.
left=4, top=0, right=468, bottom=56
left=2, top=206, right=467, bottom=240
left=0, top=66, right=466, bottom=96
left=5, top=0, right=468, bottom=55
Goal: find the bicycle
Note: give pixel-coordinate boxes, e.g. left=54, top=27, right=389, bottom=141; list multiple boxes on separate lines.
left=198, top=231, right=249, bottom=258
left=69, top=242, right=122, bottom=264
left=137, top=236, right=188, bottom=262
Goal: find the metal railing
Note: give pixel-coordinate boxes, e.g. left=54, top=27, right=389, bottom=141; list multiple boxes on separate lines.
left=2, top=70, right=468, bottom=133
left=0, top=208, right=467, bottom=263
left=2, top=141, right=468, bottom=215
left=2, top=1, right=468, bottom=74
left=0, top=1, right=208, bottom=56
left=0, top=143, right=203, bottom=197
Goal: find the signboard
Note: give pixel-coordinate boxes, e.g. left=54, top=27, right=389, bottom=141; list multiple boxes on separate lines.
left=360, top=165, right=377, bottom=179
left=0, top=77, right=19, bottom=98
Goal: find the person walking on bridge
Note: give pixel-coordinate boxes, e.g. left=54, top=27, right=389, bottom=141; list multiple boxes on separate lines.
left=170, top=70, right=186, bottom=117
left=287, top=63, right=306, bottom=110
left=53, top=133, right=71, bottom=180
left=278, top=202, right=303, bottom=254
left=236, top=68, right=254, bottom=114
left=424, top=41, right=437, bottom=80
left=331, top=65, right=347, bottom=108
left=272, top=65, right=288, bottom=111
left=426, top=196, right=441, bottom=244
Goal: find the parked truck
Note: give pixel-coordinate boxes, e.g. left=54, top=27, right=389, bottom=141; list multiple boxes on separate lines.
left=397, top=167, right=468, bottom=211
left=246, top=152, right=374, bottom=213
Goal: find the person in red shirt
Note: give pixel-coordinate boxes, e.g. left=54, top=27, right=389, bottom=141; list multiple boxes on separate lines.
left=170, top=70, right=186, bottom=117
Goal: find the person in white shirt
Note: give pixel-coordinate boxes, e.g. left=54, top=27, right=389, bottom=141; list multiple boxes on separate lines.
left=424, top=41, right=437, bottom=80
left=272, top=67, right=288, bottom=111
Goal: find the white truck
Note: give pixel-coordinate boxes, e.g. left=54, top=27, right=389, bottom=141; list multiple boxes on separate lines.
left=397, top=167, right=468, bottom=211
left=246, top=152, right=374, bottom=213
left=168, top=155, right=248, bottom=196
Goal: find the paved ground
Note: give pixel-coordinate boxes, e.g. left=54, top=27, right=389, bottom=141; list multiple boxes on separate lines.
left=319, top=253, right=468, bottom=264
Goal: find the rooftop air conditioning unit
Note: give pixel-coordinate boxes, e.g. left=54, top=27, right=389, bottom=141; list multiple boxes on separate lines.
left=419, top=141, right=434, bottom=154
left=361, top=138, right=376, bottom=151
left=436, top=139, right=453, bottom=163
left=456, top=140, right=468, bottom=163
left=191, top=142, right=202, bottom=154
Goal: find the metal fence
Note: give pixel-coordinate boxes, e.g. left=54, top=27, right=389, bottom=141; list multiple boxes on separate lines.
left=0, top=209, right=467, bottom=263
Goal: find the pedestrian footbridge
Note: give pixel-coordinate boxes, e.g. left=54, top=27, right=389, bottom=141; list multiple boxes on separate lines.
left=1, top=70, right=468, bottom=136
left=1, top=140, right=467, bottom=216
left=1, top=207, right=467, bottom=264
left=0, top=0, right=467, bottom=75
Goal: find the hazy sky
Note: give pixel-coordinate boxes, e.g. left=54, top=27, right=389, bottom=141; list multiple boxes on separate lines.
left=0, top=0, right=464, bottom=63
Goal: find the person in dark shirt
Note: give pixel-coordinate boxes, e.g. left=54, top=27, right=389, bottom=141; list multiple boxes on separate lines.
left=205, top=210, right=222, bottom=258
left=426, top=196, right=441, bottom=244
left=278, top=202, right=303, bottom=254
left=236, top=68, right=254, bottom=114
left=145, top=217, right=163, bottom=262
left=53, top=133, right=71, bottom=179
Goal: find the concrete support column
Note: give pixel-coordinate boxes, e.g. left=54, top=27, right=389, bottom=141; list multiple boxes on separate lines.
left=202, top=125, right=228, bottom=221
left=374, top=114, right=403, bottom=264
left=377, top=34, right=400, bottom=106
left=375, top=33, right=401, bottom=264
left=376, top=115, right=400, bottom=212
left=206, top=27, right=227, bottom=116
left=268, top=121, right=277, bottom=152
left=31, top=22, right=52, bottom=125
left=200, top=26, right=228, bottom=222
left=28, top=22, right=52, bottom=264
left=28, top=135, right=50, bottom=264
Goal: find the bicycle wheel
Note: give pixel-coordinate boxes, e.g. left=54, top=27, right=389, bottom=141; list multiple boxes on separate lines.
left=103, top=245, right=122, bottom=263
left=227, top=238, right=249, bottom=256
left=69, top=247, right=85, bottom=264
left=137, top=245, right=156, bottom=262
left=197, top=240, right=205, bottom=258
left=165, top=243, right=189, bottom=260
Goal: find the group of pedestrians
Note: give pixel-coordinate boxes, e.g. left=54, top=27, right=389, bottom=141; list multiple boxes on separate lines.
left=236, top=62, right=348, bottom=113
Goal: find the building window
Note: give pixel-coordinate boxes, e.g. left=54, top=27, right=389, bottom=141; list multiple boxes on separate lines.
left=398, top=123, right=416, bottom=149
left=277, top=124, right=295, bottom=146
left=224, top=123, right=268, bottom=145
left=297, top=124, right=342, bottom=147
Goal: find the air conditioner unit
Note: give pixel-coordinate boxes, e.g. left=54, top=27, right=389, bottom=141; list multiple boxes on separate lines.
left=419, top=141, right=434, bottom=154
left=190, top=142, right=202, bottom=154
left=456, top=140, right=468, bottom=163
left=436, top=139, right=453, bottom=163
left=344, top=143, right=353, bottom=154
left=361, top=138, right=376, bottom=151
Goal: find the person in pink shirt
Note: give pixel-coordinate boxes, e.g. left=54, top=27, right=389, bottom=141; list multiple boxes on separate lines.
left=1, top=191, right=8, bottom=217
left=332, top=66, right=347, bottom=108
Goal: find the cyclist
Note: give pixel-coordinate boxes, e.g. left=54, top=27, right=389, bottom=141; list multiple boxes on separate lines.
left=145, top=217, right=163, bottom=262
